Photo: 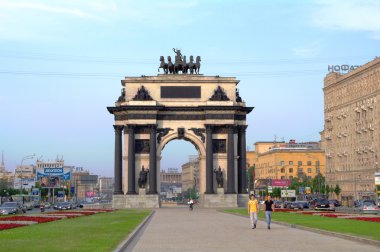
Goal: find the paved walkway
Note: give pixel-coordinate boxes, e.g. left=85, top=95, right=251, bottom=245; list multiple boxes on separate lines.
left=128, top=208, right=379, bottom=252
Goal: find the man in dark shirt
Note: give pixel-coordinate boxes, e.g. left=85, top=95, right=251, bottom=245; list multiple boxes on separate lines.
left=264, top=195, right=274, bottom=229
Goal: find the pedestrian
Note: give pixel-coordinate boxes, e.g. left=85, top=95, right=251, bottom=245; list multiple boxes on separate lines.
left=264, top=195, right=274, bottom=229
left=247, top=194, right=259, bottom=229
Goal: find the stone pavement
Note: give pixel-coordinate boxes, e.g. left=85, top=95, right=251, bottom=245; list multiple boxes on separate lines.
left=127, top=208, right=379, bottom=252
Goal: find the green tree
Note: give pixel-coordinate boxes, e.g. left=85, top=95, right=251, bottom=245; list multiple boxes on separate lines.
left=246, top=165, right=255, bottom=191
left=325, top=184, right=331, bottom=198
left=312, top=173, right=326, bottom=194
left=334, top=184, right=342, bottom=198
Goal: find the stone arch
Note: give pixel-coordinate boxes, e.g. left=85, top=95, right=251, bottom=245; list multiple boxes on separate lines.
left=157, top=130, right=206, bottom=157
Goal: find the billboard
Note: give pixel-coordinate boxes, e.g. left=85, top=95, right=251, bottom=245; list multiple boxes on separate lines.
left=375, top=172, right=380, bottom=186
left=37, top=167, right=71, bottom=188
left=272, top=179, right=291, bottom=187
left=281, top=189, right=296, bottom=198
left=14, top=178, right=36, bottom=189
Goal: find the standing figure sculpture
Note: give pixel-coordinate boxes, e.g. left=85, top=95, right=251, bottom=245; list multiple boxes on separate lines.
left=138, top=166, right=149, bottom=189
left=158, top=56, right=168, bottom=74
left=214, top=166, right=223, bottom=188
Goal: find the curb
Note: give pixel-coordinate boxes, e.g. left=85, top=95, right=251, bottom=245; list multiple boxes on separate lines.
left=221, top=211, right=380, bottom=247
left=113, top=211, right=155, bottom=252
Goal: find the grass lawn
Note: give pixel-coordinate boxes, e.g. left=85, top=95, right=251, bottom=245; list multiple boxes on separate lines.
left=0, top=209, right=151, bottom=252
left=224, top=208, right=380, bottom=241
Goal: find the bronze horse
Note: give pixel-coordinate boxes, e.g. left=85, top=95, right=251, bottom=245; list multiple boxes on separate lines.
left=158, top=52, right=200, bottom=74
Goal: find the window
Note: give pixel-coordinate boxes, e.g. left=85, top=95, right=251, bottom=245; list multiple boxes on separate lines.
left=298, top=168, right=303, bottom=173
left=298, top=161, right=302, bottom=166
left=307, top=176, right=311, bottom=179
left=316, top=168, right=321, bottom=173
left=289, top=168, right=293, bottom=173
left=316, top=161, right=320, bottom=166
left=289, top=176, right=293, bottom=179
left=307, top=161, right=312, bottom=166
left=280, top=161, right=285, bottom=166
left=307, top=168, right=312, bottom=173
left=289, top=161, right=293, bottom=165
left=281, top=176, right=285, bottom=179
left=281, top=168, right=285, bottom=173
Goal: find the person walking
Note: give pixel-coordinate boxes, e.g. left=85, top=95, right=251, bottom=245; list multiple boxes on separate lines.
left=264, top=195, right=274, bottom=229
left=247, top=194, right=259, bottom=229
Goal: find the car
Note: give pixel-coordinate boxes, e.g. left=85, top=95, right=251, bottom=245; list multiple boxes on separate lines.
left=356, top=201, right=379, bottom=214
left=314, top=199, right=334, bottom=211
left=273, top=201, right=284, bottom=208
left=288, top=201, right=304, bottom=210
left=54, top=202, right=73, bottom=210
left=33, top=202, right=41, bottom=208
left=43, top=202, right=51, bottom=209
left=297, top=201, right=310, bottom=209
left=328, top=199, right=341, bottom=207
left=0, top=202, right=27, bottom=215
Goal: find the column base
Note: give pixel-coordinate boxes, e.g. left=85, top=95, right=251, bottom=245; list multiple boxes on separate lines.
left=112, top=194, right=160, bottom=209
left=199, top=193, right=238, bottom=208
left=113, top=191, right=124, bottom=195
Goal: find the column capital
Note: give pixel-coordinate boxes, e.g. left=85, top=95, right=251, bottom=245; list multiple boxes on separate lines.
left=113, top=125, right=124, bottom=131
left=148, top=124, right=157, bottom=132
left=226, top=124, right=236, bottom=133
left=237, top=125, right=248, bottom=132
left=124, top=124, right=136, bottom=133
left=205, top=124, right=214, bottom=132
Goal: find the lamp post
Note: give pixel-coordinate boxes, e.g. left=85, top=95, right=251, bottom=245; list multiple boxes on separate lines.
left=17, top=154, right=36, bottom=193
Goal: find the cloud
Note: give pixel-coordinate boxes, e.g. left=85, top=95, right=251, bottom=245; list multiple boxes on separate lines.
left=311, top=0, right=380, bottom=39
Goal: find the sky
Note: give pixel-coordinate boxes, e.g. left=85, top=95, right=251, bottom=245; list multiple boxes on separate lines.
left=0, top=0, right=379, bottom=176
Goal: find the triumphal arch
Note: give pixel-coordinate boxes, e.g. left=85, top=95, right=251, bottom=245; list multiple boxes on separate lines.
left=107, top=50, right=253, bottom=208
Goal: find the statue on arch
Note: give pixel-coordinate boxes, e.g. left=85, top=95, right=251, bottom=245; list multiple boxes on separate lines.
left=138, top=166, right=149, bottom=189
left=214, top=166, right=223, bottom=188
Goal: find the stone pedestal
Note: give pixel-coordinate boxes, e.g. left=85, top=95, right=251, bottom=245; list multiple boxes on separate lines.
left=112, top=193, right=159, bottom=209
left=237, top=194, right=249, bottom=207
left=199, top=192, right=238, bottom=208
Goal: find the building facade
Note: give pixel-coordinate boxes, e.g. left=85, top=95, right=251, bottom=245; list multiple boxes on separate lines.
left=323, top=57, right=380, bottom=200
left=98, top=177, right=114, bottom=200
left=250, top=141, right=325, bottom=180
left=181, top=156, right=200, bottom=194
left=160, top=168, right=182, bottom=200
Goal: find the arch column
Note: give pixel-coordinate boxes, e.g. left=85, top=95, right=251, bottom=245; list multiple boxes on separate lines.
left=238, top=125, right=247, bottom=194
left=205, top=125, right=214, bottom=194
left=125, top=125, right=136, bottom=194
left=227, top=125, right=236, bottom=194
left=113, top=125, right=124, bottom=195
left=149, top=125, right=158, bottom=194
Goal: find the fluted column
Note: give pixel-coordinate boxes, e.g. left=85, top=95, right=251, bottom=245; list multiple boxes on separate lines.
left=149, top=125, right=157, bottom=194
left=227, top=125, right=236, bottom=193
left=238, top=125, right=248, bottom=194
left=113, top=125, right=124, bottom=195
left=205, top=125, right=214, bottom=194
left=125, top=125, right=136, bottom=194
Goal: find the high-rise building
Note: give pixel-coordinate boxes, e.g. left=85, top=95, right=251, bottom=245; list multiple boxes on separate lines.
left=323, top=57, right=380, bottom=200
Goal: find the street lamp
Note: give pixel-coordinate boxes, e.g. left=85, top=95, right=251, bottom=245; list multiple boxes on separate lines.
left=16, top=154, right=36, bottom=193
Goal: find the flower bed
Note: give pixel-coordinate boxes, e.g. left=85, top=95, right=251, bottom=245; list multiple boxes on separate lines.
left=3, top=216, right=61, bottom=223
left=46, top=211, right=96, bottom=216
left=0, top=223, right=26, bottom=230
left=348, top=217, right=380, bottom=223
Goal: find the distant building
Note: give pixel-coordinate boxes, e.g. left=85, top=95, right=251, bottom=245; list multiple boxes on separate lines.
left=98, top=177, right=113, bottom=200
left=181, top=155, right=199, bottom=194
left=0, top=151, right=13, bottom=187
left=249, top=140, right=325, bottom=181
left=323, top=57, right=380, bottom=200
left=71, top=167, right=98, bottom=201
left=160, top=168, right=181, bottom=200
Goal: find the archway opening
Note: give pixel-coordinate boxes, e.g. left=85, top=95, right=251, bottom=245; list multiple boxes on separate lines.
left=159, top=139, right=199, bottom=207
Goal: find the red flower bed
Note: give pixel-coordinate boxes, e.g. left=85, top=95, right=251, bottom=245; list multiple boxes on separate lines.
left=273, top=209, right=298, bottom=212
left=3, top=216, right=61, bottom=223
left=0, top=223, right=26, bottom=230
left=301, top=212, right=315, bottom=215
left=46, top=211, right=95, bottom=216
left=349, top=217, right=380, bottom=223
